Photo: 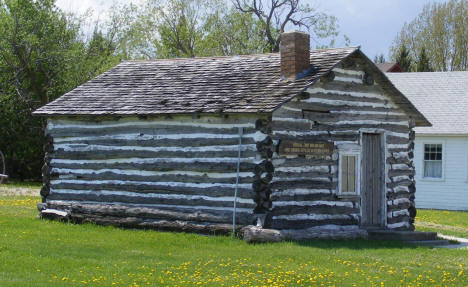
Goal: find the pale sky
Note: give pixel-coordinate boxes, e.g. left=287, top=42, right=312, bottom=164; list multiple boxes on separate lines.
left=56, top=0, right=447, bottom=60
left=315, top=0, right=447, bottom=59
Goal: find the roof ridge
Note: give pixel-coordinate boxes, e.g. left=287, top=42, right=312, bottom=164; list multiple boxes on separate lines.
left=122, top=46, right=360, bottom=63
left=387, top=71, right=468, bottom=75
left=123, top=53, right=278, bottom=62
left=33, top=46, right=362, bottom=117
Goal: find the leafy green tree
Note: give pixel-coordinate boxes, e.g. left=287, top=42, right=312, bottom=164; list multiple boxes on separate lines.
left=131, top=0, right=220, bottom=58
left=102, top=3, right=147, bottom=60
left=0, top=0, right=82, bottom=106
left=0, top=94, right=44, bottom=180
left=390, top=0, right=467, bottom=71
left=416, top=47, right=432, bottom=72
left=0, top=0, right=121, bottom=180
left=142, top=0, right=341, bottom=57
left=135, top=0, right=278, bottom=58
left=0, top=0, right=79, bottom=179
left=202, top=8, right=272, bottom=55
left=153, top=0, right=202, bottom=58
left=395, top=44, right=412, bottom=72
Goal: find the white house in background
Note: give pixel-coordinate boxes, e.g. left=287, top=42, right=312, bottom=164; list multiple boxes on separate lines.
left=387, top=72, right=468, bottom=211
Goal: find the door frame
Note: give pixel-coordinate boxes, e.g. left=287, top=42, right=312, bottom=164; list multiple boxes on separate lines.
left=359, top=129, right=388, bottom=228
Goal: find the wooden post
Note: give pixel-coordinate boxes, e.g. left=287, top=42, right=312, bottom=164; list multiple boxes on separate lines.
left=232, top=127, right=243, bottom=237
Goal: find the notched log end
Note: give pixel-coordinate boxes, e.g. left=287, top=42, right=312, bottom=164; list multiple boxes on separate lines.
left=40, top=185, right=50, bottom=197
left=37, top=202, right=47, bottom=211
left=255, top=118, right=271, bottom=134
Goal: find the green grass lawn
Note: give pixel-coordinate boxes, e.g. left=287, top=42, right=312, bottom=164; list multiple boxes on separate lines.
left=1, top=180, right=41, bottom=189
left=0, top=196, right=466, bottom=286
left=415, top=209, right=468, bottom=239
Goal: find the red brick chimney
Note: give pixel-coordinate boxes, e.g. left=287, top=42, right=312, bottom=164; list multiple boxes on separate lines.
left=280, top=31, right=311, bottom=80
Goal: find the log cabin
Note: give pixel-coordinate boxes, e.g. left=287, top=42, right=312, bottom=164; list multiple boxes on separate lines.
left=33, top=31, right=430, bottom=240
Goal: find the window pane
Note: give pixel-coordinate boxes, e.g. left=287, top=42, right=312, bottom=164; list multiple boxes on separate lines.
left=424, top=144, right=443, bottom=161
left=341, top=155, right=357, bottom=193
left=424, top=161, right=442, bottom=178
left=341, top=156, right=348, bottom=192
left=348, top=156, right=355, bottom=193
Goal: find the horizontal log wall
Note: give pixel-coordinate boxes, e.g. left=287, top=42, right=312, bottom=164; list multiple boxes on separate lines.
left=43, top=114, right=267, bottom=231
left=269, top=65, right=415, bottom=231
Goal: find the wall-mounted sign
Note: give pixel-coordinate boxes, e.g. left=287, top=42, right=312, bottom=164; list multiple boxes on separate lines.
left=278, top=140, right=334, bottom=157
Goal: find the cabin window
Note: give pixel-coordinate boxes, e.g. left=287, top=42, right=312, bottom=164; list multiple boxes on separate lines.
left=423, top=143, right=443, bottom=178
left=339, top=152, right=360, bottom=194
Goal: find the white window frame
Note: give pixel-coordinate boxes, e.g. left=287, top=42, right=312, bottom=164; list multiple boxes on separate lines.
left=421, top=141, right=445, bottom=181
left=338, top=144, right=361, bottom=195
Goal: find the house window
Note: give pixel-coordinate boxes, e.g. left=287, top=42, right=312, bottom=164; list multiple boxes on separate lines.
left=423, top=144, right=443, bottom=178
left=339, top=153, right=360, bottom=194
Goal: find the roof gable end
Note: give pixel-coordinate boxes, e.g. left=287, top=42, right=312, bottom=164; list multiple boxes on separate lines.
left=273, top=50, right=430, bottom=127
left=342, top=51, right=430, bottom=127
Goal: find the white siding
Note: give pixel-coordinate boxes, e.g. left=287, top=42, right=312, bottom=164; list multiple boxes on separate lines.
left=414, top=135, right=468, bottom=210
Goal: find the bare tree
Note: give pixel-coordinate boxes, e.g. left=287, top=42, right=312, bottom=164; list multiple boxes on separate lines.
left=232, top=0, right=338, bottom=52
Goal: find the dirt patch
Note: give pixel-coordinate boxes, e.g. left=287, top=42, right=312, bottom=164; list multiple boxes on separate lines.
left=0, top=185, right=40, bottom=197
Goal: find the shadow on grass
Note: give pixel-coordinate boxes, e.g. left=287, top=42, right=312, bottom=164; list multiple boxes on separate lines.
left=26, top=204, right=436, bottom=252
left=288, top=238, right=422, bottom=250
left=33, top=215, right=416, bottom=251
left=36, top=215, right=425, bottom=251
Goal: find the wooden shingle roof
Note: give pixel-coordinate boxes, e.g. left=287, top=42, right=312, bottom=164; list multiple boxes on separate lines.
left=33, top=47, right=430, bottom=127
left=34, top=47, right=358, bottom=116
